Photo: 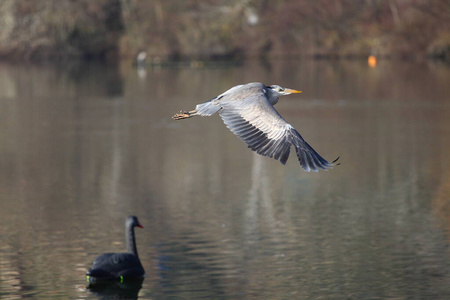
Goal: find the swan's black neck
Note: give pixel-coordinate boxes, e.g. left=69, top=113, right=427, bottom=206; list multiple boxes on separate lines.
left=126, top=222, right=139, bottom=258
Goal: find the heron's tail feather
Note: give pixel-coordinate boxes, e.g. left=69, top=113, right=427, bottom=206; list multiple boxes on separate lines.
left=195, top=101, right=221, bottom=116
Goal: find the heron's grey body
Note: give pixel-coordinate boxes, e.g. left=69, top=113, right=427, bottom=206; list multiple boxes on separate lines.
left=173, top=82, right=338, bottom=172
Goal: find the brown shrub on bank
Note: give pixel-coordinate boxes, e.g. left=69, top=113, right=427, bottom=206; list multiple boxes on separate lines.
left=1, top=0, right=449, bottom=61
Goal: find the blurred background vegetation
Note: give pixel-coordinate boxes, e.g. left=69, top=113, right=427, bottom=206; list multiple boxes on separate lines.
left=0, top=0, right=449, bottom=62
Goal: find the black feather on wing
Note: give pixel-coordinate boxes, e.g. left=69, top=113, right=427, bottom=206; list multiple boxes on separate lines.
left=288, top=128, right=339, bottom=172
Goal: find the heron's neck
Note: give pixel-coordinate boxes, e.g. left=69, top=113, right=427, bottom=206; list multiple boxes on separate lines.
left=126, top=225, right=139, bottom=258
left=266, top=89, right=280, bottom=105
left=270, top=96, right=279, bottom=105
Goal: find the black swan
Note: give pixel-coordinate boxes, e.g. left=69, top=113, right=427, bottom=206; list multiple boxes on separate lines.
left=86, top=216, right=145, bottom=283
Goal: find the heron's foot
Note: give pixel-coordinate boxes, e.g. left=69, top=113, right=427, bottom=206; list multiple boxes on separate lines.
left=172, top=110, right=191, bottom=120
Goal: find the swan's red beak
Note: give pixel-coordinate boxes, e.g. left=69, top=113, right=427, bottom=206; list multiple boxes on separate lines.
left=138, top=223, right=144, bottom=228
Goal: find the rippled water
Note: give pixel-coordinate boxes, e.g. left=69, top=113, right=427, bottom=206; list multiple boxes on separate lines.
left=0, top=59, right=450, bottom=299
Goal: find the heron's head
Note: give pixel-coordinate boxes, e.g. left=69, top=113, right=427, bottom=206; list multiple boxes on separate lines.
left=268, top=85, right=302, bottom=96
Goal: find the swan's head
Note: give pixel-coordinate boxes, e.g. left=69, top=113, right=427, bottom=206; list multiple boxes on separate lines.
left=127, top=216, right=144, bottom=228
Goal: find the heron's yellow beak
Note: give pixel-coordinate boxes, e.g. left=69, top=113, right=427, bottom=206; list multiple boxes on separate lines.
left=285, top=88, right=302, bottom=94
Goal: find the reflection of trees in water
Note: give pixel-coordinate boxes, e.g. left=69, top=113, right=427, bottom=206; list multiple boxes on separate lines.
left=154, top=236, right=230, bottom=298
left=434, top=170, right=450, bottom=232
left=1, top=61, right=450, bottom=298
left=0, top=63, right=128, bottom=299
left=103, top=66, right=450, bottom=297
left=246, top=153, right=273, bottom=230
left=230, top=97, right=450, bottom=297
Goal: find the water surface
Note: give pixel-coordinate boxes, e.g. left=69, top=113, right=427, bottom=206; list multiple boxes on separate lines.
left=1, top=60, right=450, bottom=299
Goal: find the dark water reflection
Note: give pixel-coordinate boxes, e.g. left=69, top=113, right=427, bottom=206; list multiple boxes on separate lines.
left=0, top=60, right=450, bottom=299
left=87, top=278, right=143, bottom=300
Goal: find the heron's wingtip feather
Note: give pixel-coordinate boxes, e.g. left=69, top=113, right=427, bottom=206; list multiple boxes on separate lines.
left=332, top=156, right=340, bottom=164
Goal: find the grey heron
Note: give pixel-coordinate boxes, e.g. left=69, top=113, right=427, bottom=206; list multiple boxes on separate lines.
left=172, top=82, right=339, bottom=172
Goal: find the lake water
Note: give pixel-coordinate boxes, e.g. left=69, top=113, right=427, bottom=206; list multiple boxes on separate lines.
left=1, top=59, right=450, bottom=299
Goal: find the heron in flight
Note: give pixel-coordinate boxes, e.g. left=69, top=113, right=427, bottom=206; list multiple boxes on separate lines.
left=172, top=82, right=339, bottom=172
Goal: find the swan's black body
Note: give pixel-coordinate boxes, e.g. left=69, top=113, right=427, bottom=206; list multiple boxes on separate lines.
left=87, top=216, right=145, bottom=283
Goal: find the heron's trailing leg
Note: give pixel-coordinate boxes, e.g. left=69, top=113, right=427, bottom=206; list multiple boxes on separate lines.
left=172, top=110, right=197, bottom=120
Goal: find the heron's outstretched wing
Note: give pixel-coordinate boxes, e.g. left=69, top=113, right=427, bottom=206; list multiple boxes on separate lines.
left=219, top=92, right=337, bottom=172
